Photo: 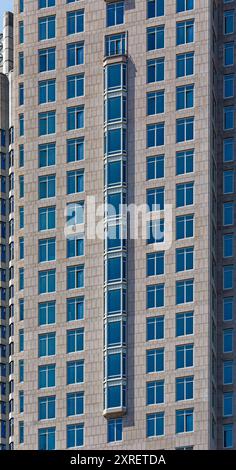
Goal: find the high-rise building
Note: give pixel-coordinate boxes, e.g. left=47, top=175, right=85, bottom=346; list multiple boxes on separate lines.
left=0, top=0, right=235, bottom=451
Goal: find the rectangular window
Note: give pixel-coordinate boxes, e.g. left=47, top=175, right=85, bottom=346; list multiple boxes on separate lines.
left=19, top=83, right=24, bottom=106
left=176, top=84, right=194, bottom=110
left=176, top=0, right=194, bottom=12
left=223, top=392, right=233, bottom=417
left=67, top=170, right=84, bottom=194
left=67, top=74, right=84, bottom=99
left=38, top=206, right=56, bottom=230
left=147, top=0, right=164, bottom=18
left=147, top=155, right=164, bottom=180
left=176, top=150, right=194, bottom=175
left=67, top=297, right=84, bottom=321
left=67, top=360, right=84, bottom=384
left=147, top=26, right=165, bottom=51
left=176, top=117, right=194, bottom=143
left=19, top=21, right=24, bottom=44
left=223, top=202, right=234, bottom=226
left=147, top=123, right=164, bottom=147
left=38, top=15, right=56, bottom=40
left=67, top=138, right=84, bottom=162
left=38, top=332, right=56, bottom=357
left=176, top=279, right=194, bottom=304
left=67, top=423, right=84, bottom=448
left=39, top=47, right=56, bottom=72
left=223, top=297, right=233, bottom=322
left=67, top=10, right=84, bottom=35
left=147, top=187, right=164, bottom=211
left=39, top=143, right=56, bottom=167
left=176, top=344, right=193, bottom=368
left=39, top=0, right=56, bottom=8
left=38, top=269, right=56, bottom=294
left=19, top=52, right=24, bottom=75
left=224, top=42, right=234, bottom=67
left=224, top=10, right=234, bottom=35
left=39, top=111, right=56, bottom=136
left=67, top=328, right=84, bottom=353
left=67, top=106, right=84, bottom=130
left=67, top=42, right=84, bottom=67
left=147, top=316, right=164, bottom=341
left=147, top=251, right=164, bottom=276
left=224, top=138, right=234, bottom=162
left=146, top=412, right=164, bottom=437
left=38, top=427, right=55, bottom=450
left=39, top=79, right=56, bottom=104
left=223, top=329, right=233, bottom=353
left=67, top=392, right=84, bottom=417
left=176, top=20, right=194, bottom=45
left=224, top=74, right=234, bottom=98
left=147, top=284, right=165, bottom=308
left=147, top=91, right=164, bottom=115
left=67, top=265, right=84, bottom=290
left=223, top=361, right=233, bottom=385
left=147, top=348, right=164, bottom=373
left=38, top=396, right=56, bottom=420
left=39, top=238, right=56, bottom=262
left=223, top=424, right=233, bottom=449
left=223, top=265, right=233, bottom=290
left=146, top=380, right=164, bottom=405
left=39, top=301, right=56, bottom=326
left=67, top=236, right=84, bottom=258
left=223, top=233, right=233, bottom=258
left=176, top=52, right=194, bottom=78
left=105, top=33, right=126, bottom=56
left=176, top=182, right=194, bottom=207
left=39, top=175, right=56, bottom=199
left=19, top=144, right=24, bottom=167
left=176, top=247, right=194, bottom=272
left=38, top=364, right=55, bottom=389
left=176, top=376, right=194, bottom=401
left=147, top=58, right=164, bottom=83
left=176, top=409, right=194, bottom=433
left=107, top=418, right=123, bottom=443
left=19, top=114, right=24, bottom=136
left=107, top=2, right=124, bottom=27
left=176, top=312, right=193, bottom=336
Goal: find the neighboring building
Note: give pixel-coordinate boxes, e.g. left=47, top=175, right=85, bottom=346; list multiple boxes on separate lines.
left=0, top=0, right=235, bottom=451
left=0, top=11, right=13, bottom=451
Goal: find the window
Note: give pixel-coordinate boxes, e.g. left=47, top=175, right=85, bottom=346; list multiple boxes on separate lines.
left=38, top=427, right=55, bottom=450
left=176, top=182, right=194, bottom=207
left=38, top=396, right=56, bottom=420
left=223, top=202, right=234, bottom=226
left=39, top=238, right=56, bottom=262
left=146, top=380, right=164, bottom=405
left=224, top=42, right=234, bottom=67
left=147, top=91, right=164, bottom=115
left=105, top=33, right=126, bottom=56
left=224, top=10, right=234, bottom=35
left=224, top=138, right=234, bottom=162
left=67, top=138, right=84, bottom=162
left=224, top=74, right=234, bottom=98
left=147, top=284, right=164, bottom=308
left=19, top=114, right=24, bottom=136
left=223, top=265, right=233, bottom=290
left=39, top=206, right=56, bottom=230
left=223, top=424, right=233, bottom=448
left=176, top=117, right=194, bottom=142
left=176, top=0, right=194, bottom=13
left=67, top=10, right=84, bottom=35
left=39, top=269, right=56, bottom=294
left=19, top=0, right=24, bottom=13
left=176, top=312, right=193, bottom=336
left=147, top=218, right=164, bottom=245
left=39, top=301, right=56, bottom=326
left=176, top=52, right=194, bottom=78
left=105, top=127, right=126, bottom=154
left=147, top=187, right=164, bottom=211
left=176, top=20, right=194, bottom=45
left=67, top=106, right=84, bottom=130
left=105, top=95, right=127, bottom=123
left=19, top=391, right=24, bottom=413
left=176, top=215, right=194, bottom=240
left=146, top=348, right=164, bottom=373
left=107, top=2, right=124, bottom=27
left=176, top=344, right=193, bottom=368
left=147, top=155, right=164, bottom=180
left=67, top=328, right=84, bottom=353
left=223, top=297, right=233, bottom=322
left=107, top=418, right=123, bottom=443
left=223, top=329, right=233, bottom=353
left=105, top=63, right=126, bottom=91
left=176, top=247, right=194, bottom=272
left=19, top=83, right=24, bottom=106
left=147, top=26, right=164, bottom=51
left=223, top=392, right=233, bottom=417
left=19, top=237, right=24, bottom=260
left=19, top=52, right=24, bottom=75
left=176, top=376, right=194, bottom=401
left=19, top=144, right=24, bottom=167
left=176, top=279, right=194, bottom=304
left=39, top=175, right=56, bottom=199
left=67, top=265, right=84, bottom=289
left=39, top=0, right=55, bottom=8
left=67, top=42, right=84, bottom=67
left=176, top=150, right=194, bottom=175
left=223, top=234, right=233, bottom=258
left=176, top=409, right=193, bottom=433
left=176, top=84, right=194, bottom=110
left=225, top=106, right=235, bottom=133
left=38, top=364, right=55, bottom=389
left=147, top=123, right=164, bottom=147
left=19, top=299, right=24, bottom=321
left=38, top=332, right=56, bottom=357
left=67, top=297, right=84, bottom=321
left=67, top=74, right=84, bottom=99
left=147, top=316, right=164, bottom=341
left=147, top=251, right=164, bottom=276
left=67, top=392, right=84, bottom=416
left=67, top=423, right=84, bottom=448
left=19, top=175, right=24, bottom=198
left=39, top=143, right=56, bottom=167
left=19, top=330, right=24, bottom=352
left=67, top=236, right=84, bottom=258
left=67, top=360, right=84, bottom=384
left=19, top=422, right=24, bottom=444
left=223, top=361, right=233, bottom=385
left=39, top=15, right=56, bottom=40
left=39, top=47, right=56, bottom=72
left=147, top=58, right=164, bottom=83
left=19, top=267, right=24, bottom=290
left=67, top=170, right=84, bottom=194
left=146, top=412, right=164, bottom=437
left=147, top=0, right=164, bottom=18
left=39, top=111, right=56, bottom=136
left=19, top=21, right=24, bottom=44
left=39, top=79, right=56, bottom=104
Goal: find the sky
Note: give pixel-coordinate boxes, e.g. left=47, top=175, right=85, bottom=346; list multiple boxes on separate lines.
left=0, top=0, right=13, bottom=31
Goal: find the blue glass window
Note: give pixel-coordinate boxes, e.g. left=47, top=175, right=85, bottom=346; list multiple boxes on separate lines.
left=67, top=297, right=84, bottom=321
left=176, top=20, right=194, bottom=45
left=147, top=0, right=164, bottom=18
left=39, top=15, right=56, bottom=40
left=38, top=206, right=56, bottom=230
left=39, top=301, right=56, bottom=326
left=67, top=10, right=84, bottom=35
left=67, top=106, right=84, bottom=130
left=146, top=412, right=164, bottom=437
left=147, top=91, right=164, bottom=115
left=176, top=52, right=194, bottom=77
left=147, top=251, right=164, bottom=276
left=176, top=312, right=193, bottom=336
left=146, top=380, right=164, bottom=405
left=107, top=2, right=124, bottom=27
left=67, top=74, right=84, bottom=99
left=67, top=392, right=84, bottom=416
left=147, top=316, right=164, bottom=341
left=176, top=279, right=194, bottom=304
left=38, top=332, right=56, bottom=357
left=39, top=238, right=56, bottom=262
left=176, top=409, right=193, bottom=433
left=38, top=396, right=56, bottom=420
left=39, top=175, right=56, bottom=199
left=38, top=427, right=55, bottom=450
left=147, top=26, right=165, bottom=51
left=67, top=138, right=84, bottom=162
left=67, top=42, right=84, bottom=67
left=67, top=265, right=84, bottom=289
left=67, top=328, right=84, bottom=353
left=176, top=376, right=194, bottom=401
left=38, top=269, right=56, bottom=294
left=147, top=123, right=164, bottom=147
left=67, top=423, right=84, bottom=448
left=107, top=418, right=123, bottom=443
left=147, top=58, right=164, bottom=83
left=39, top=79, right=56, bottom=104
left=176, top=344, right=193, bottom=368
left=147, top=348, right=164, bottom=373
left=39, top=47, right=56, bottom=72
left=67, top=360, right=84, bottom=384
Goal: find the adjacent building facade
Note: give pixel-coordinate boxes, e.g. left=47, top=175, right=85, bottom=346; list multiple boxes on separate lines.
left=0, top=0, right=235, bottom=450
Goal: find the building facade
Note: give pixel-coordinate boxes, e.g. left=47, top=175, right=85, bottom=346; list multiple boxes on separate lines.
left=0, top=0, right=235, bottom=450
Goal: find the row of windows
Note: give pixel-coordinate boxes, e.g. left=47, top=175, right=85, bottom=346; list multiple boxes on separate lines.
left=19, top=107, right=84, bottom=138
left=147, top=248, right=194, bottom=275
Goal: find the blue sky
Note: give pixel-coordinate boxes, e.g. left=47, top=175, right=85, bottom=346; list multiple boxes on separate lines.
left=0, top=0, right=13, bottom=31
